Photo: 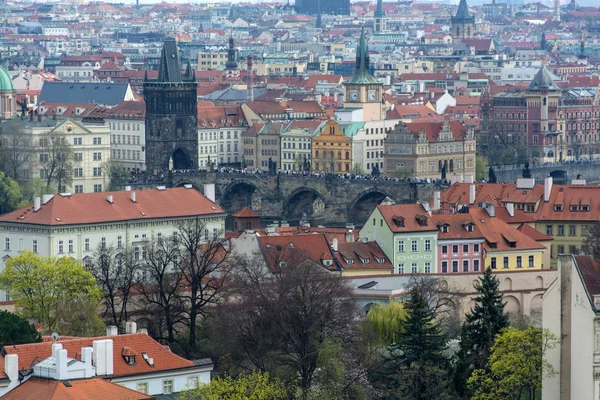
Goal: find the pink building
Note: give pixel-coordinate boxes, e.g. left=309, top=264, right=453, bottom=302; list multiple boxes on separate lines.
left=434, top=213, right=485, bottom=274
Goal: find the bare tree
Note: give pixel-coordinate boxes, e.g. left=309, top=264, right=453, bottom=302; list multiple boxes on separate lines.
left=90, top=246, right=136, bottom=330
left=0, top=130, right=31, bottom=182
left=175, top=219, right=232, bottom=351
left=38, top=134, right=73, bottom=192
left=138, top=235, right=186, bottom=343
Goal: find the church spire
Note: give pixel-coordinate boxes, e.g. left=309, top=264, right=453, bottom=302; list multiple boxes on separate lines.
left=345, top=26, right=380, bottom=85
left=225, top=34, right=238, bottom=70
left=374, top=0, right=384, bottom=18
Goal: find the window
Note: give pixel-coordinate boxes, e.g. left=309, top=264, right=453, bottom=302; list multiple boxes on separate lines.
left=474, top=244, right=480, bottom=253
left=441, top=245, right=448, bottom=254
left=93, top=137, right=102, bottom=145
left=4, top=238, right=9, bottom=251
left=491, top=257, right=497, bottom=269
left=117, top=236, right=123, bottom=249
left=74, top=185, right=83, bottom=193
left=463, top=259, right=469, bottom=272
left=398, top=241, right=405, bottom=253
left=93, top=152, right=102, bottom=161
left=100, top=237, right=106, bottom=249
left=94, top=184, right=102, bottom=192
left=411, top=240, right=418, bottom=252
left=73, top=137, right=82, bottom=145
left=398, top=263, right=405, bottom=274
left=136, top=382, right=148, bottom=395
left=452, top=260, right=458, bottom=273
left=58, top=240, right=63, bottom=254
left=93, top=167, right=102, bottom=177
left=503, top=256, right=509, bottom=269
left=425, top=239, right=431, bottom=251
left=163, top=380, right=173, bottom=395
left=68, top=240, right=73, bottom=253
left=411, top=263, right=418, bottom=273
left=424, top=262, right=431, bottom=273
left=39, top=153, right=49, bottom=162
left=463, top=244, right=469, bottom=253
left=583, top=225, right=590, bottom=236
left=516, top=256, right=522, bottom=268
left=557, top=245, right=564, bottom=254
left=569, top=225, right=576, bottom=236
left=74, top=152, right=83, bottom=161
left=157, top=233, right=163, bottom=245
left=528, top=255, right=534, bottom=267
left=452, top=245, right=458, bottom=254
left=74, top=168, right=83, bottom=177
left=473, top=259, right=480, bottom=272
left=84, top=238, right=90, bottom=251
left=557, top=225, right=564, bottom=236
left=32, top=239, right=38, bottom=253
left=441, top=261, right=448, bottom=273
left=188, top=376, right=199, bottom=388
left=569, top=245, right=577, bottom=254
left=546, top=225, right=553, bottom=235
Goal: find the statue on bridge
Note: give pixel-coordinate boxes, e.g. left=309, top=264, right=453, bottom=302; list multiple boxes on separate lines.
left=268, top=157, right=277, bottom=174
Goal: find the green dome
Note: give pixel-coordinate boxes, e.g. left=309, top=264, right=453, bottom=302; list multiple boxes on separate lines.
left=0, top=67, right=15, bottom=93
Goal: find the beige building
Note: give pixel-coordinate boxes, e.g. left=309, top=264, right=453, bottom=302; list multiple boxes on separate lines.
left=197, top=50, right=228, bottom=71
left=241, top=122, right=284, bottom=171
left=383, top=119, right=476, bottom=179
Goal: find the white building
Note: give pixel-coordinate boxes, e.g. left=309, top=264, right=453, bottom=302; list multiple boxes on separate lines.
left=0, top=327, right=213, bottom=398
left=348, top=119, right=400, bottom=174
left=197, top=104, right=246, bottom=168
left=280, top=120, right=323, bottom=171
left=104, top=101, right=146, bottom=171
left=0, top=185, right=226, bottom=301
left=0, top=117, right=110, bottom=194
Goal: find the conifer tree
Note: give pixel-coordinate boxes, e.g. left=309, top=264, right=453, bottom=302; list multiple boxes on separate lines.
left=454, top=267, right=509, bottom=396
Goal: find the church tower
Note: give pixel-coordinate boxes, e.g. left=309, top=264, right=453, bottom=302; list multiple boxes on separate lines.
left=144, top=39, right=198, bottom=173
left=374, top=0, right=386, bottom=33
left=343, top=26, right=383, bottom=121
left=223, top=36, right=240, bottom=80
left=451, top=0, right=475, bottom=41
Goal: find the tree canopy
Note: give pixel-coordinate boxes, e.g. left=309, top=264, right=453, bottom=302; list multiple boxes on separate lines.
left=0, top=171, right=27, bottom=214
left=179, top=370, right=288, bottom=400
left=0, top=310, right=42, bottom=346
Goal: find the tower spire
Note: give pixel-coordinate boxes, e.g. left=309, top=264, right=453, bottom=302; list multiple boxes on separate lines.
left=345, top=25, right=379, bottom=85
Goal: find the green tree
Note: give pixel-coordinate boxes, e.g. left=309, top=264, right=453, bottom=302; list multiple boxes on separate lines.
left=352, top=163, right=364, bottom=175
left=38, top=135, right=73, bottom=192
left=178, top=370, right=288, bottom=400
left=0, top=252, right=102, bottom=333
left=455, top=267, right=509, bottom=396
left=468, top=327, right=558, bottom=400
left=0, top=171, right=27, bottom=214
left=366, top=301, right=406, bottom=346
left=108, top=162, right=131, bottom=191
left=54, top=294, right=106, bottom=337
left=0, top=310, right=42, bottom=345
left=382, top=286, right=452, bottom=399
left=475, top=155, right=488, bottom=181
left=582, top=222, right=600, bottom=259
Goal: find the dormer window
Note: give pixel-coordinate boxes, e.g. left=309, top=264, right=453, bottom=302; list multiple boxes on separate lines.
left=345, top=257, right=354, bottom=264
left=582, top=205, right=590, bottom=212
left=465, top=224, right=474, bottom=232
left=570, top=205, right=579, bottom=212
left=440, top=224, right=449, bottom=233
left=361, top=257, right=370, bottom=264
left=376, top=257, right=385, bottom=264
left=392, top=216, right=405, bottom=228
left=415, top=215, right=428, bottom=227
left=323, top=259, right=333, bottom=267
left=122, top=347, right=137, bottom=365
left=554, top=204, right=563, bottom=212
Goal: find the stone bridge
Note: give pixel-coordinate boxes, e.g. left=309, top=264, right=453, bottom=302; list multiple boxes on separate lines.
left=162, top=172, right=446, bottom=226
left=493, top=162, right=600, bottom=184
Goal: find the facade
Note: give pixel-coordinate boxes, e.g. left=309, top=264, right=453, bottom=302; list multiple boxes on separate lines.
left=311, top=119, right=353, bottom=173
left=435, top=213, right=485, bottom=274
left=105, top=101, right=146, bottom=171
left=197, top=104, right=245, bottom=168
left=342, top=27, right=384, bottom=122
left=451, top=0, right=475, bottom=41
left=241, top=122, right=284, bottom=170
left=144, top=39, right=198, bottom=172
left=197, top=49, right=228, bottom=71
left=360, top=204, right=438, bottom=274
left=350, top=119, right=399, bottom=174
left=383, top=119, right=476, bottom=180
left=294, top=0, right=350, bottom=16
left=280, top=120, right=323, bottom=172
left=374, top=0, right=386, bottom=33
left=0, top=186, right=226, bottom=301
left=0, top=117, right=110, bottom=194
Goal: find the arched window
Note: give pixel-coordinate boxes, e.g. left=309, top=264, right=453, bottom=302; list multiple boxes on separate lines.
left=438, top=160, right=442, bottom=171
left=315, top=150, right=319, bottom=159
left=449, top=159, right=454, bottom=172
left=330, top=151, right=334, bottom=160
left=345, top=151, right=350, bottom=160
left=547, top=150, right=554, bottom=158
left=337, top=151, right=341, bottom=160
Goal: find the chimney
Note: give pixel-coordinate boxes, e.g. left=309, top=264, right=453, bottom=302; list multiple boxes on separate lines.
left=125, top=321, right=137, bottom=334
left=544, top=177, right=553, bottom=202
left=506, top=202, right=514, bottom=217
left=469, top=184, right=476, bottom=205
left=485, top=203, right=495, bottom=218
left=34, top=197, right=41, bottom=212
left=81, top=347, right=94, bottom=378
left=106, top=325, right=118, bottom=336
left=332, top=238, right=338, bottom=252
left=93, top=339, right=113, bottom=376
left=107, top=195, right=113, bottom=204
left=4, top=354, right=18, bottom=383
left=52, top=343, right=68, bottom=380
left=130, top=191, right=136, bottom=203
left=125, top=186, right=131, bottom=191
left=204, top=183, right=216, bottom=203
left=138, top=328, right=149, bottom=335
left=345, top=229, right=354, bottom=243
left=105, top=339, right=114, bottom=376
left=433, top=191, right=441, bottom=210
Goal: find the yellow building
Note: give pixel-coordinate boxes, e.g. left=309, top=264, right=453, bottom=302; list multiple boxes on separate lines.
left=311, top=119, right=352, bottom=173
left=197, top=50, right=228, bottom=71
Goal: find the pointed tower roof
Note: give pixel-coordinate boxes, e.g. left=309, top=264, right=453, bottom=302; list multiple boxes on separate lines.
left=345, top=26, right=381, bottom=85
left=157, top=39, right=183, bottom=83
left=374, top=0, right=385, bottom=18
left=452, top=0, right=475, bottom=23
left=527, top=66, right=561, bottom=92
left=225, top=36, right=238, bottom=70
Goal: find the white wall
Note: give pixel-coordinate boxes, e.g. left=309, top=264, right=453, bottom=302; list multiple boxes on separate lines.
left=114, top=368, right=211, bottom=396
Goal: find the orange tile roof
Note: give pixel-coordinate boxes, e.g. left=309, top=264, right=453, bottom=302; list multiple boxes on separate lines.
left=404, top=120, right=468, bottom=142
left=441, top=182, right=544, bottom=208
left=1, top=377, right=152, bottom=400
left=517, top=223, right=553, bottom=242
left=431, top=213, right=485, bottom=240
left=258, top=233, right=336, bottom=271
left=232, top=207, right=260, bottom=218
left=377, top=204, right=437, bottom=233
left=536, top=185, right=600, bottom=222
left=0, top=188, right=225, bottom=227
left=0, top=333, right=198, bottom=379
left=334, top=241, right=392, bottom=271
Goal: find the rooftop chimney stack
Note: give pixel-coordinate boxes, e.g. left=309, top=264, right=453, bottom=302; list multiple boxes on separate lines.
left=81, top=347, right=94, bottom=378
left=204, top=183, right=216, bottom=203
left=107, top=195, right=113, bottom=204
left=247, top=55, right=254, bottom=102
left=125, top=321, right=137, bottom=334
left=345, top=229, right=354, bottom=243
left=332, top=238, right=338, bottom=252
left=469, top=184, right=476, bottom=205
left=34, top=197, right=41, bottom=212
left=106, top=325, right=118, bottom=336
left=506, top=202, right=514, bottom=217
left=544, top=177, right=553, bottom=202
left=131, top=191, right=136, bottom=203
left=52, top=343, right=68, bottom=380
left=4, top=354, right=18, bottom=383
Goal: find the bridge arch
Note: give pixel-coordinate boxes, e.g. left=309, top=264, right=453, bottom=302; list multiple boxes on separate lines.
left=282, top=187, right=326, bottom=222
left=348, top=188, right=391, bottom=225
left=221, top=180, right=261, bottom=213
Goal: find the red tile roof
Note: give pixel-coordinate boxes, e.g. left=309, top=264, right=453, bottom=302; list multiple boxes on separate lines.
left=1, top=377, right=152, bottom=400
left=536, top=185, right=600, bottom=222
left=574, top=255, right=600, bottom=298
left=0, top=188, right=224, bottom=227
left=334, top=241, right=392, bottom=271
left=431, top=213, right=484, bottom=240
left=232, top=207, right=260, bottom=218
left=258, top=233, right=336, bottom=271
left=377, top=204, right=437, bottom=233
left=404, top=120, right=468, bottom=142
left=517, top=223, right=553, bottom=242
left=0, top=333, right=199, bottom=379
